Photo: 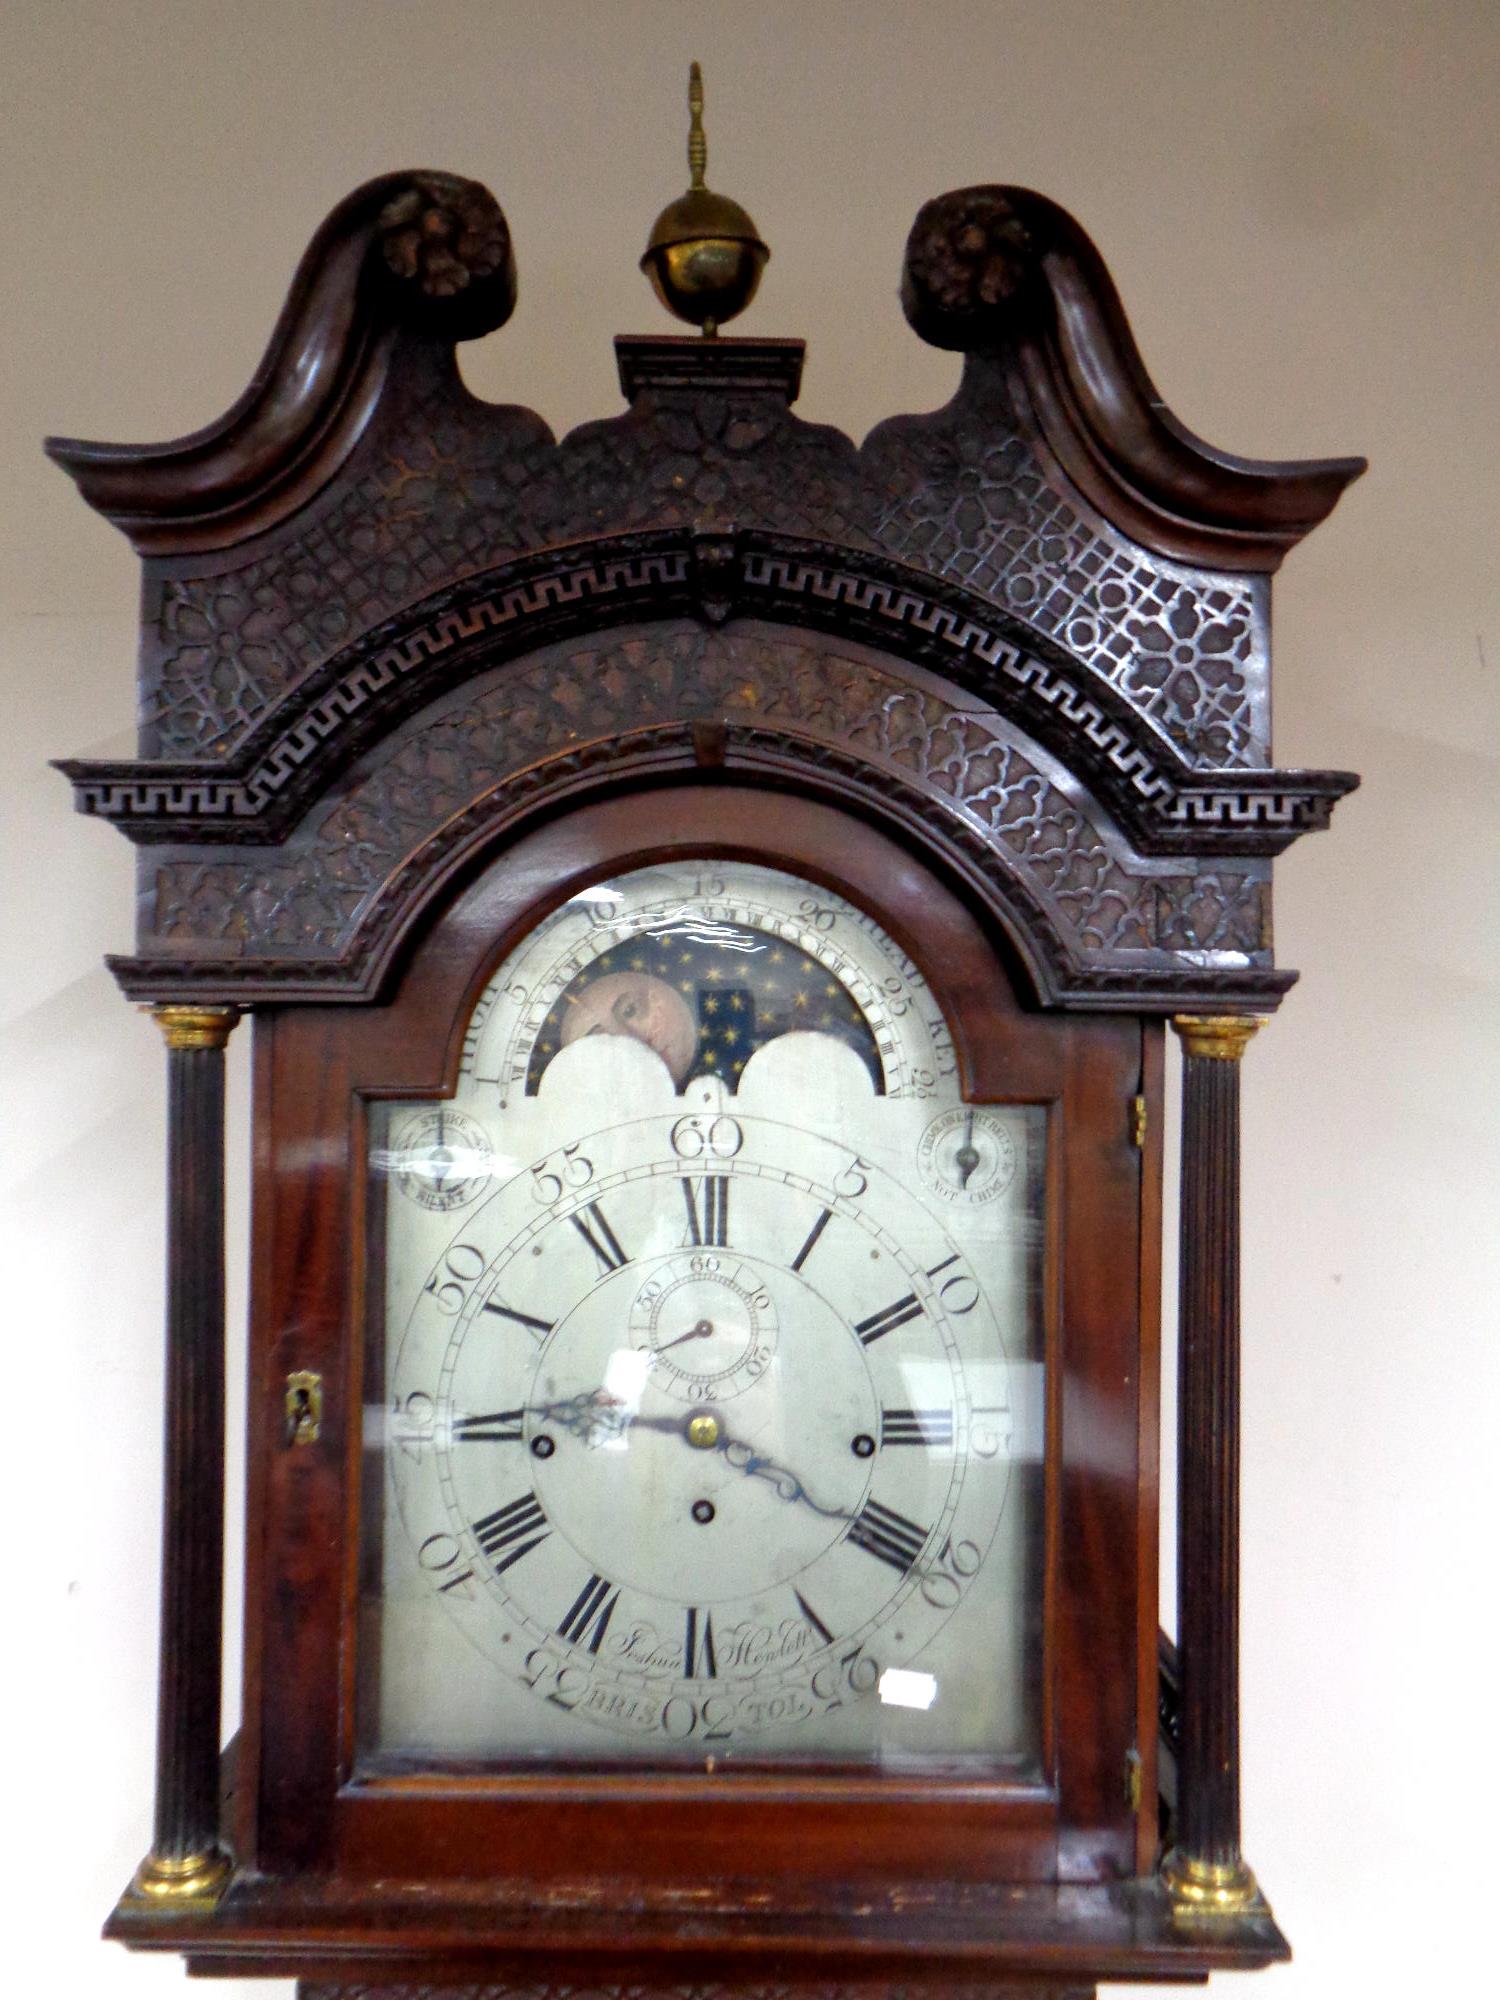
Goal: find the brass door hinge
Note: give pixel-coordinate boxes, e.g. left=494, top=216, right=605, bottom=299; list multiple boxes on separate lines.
left=1130, top=1094, right=1147, bottom=1149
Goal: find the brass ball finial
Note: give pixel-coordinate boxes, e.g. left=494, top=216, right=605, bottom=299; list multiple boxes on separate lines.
left=641, top=62, right=768, bottom=337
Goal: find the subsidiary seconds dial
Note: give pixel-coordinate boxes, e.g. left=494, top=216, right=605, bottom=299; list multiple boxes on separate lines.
left=629, top=1251, right=780, bottom=1405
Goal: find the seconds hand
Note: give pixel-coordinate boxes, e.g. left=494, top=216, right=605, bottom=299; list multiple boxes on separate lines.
left=654, top=1317, right=715, bottom=1355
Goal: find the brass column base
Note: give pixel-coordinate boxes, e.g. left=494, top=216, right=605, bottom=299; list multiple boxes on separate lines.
left=1161, top=1848, right=1266, bottom=1919
left=130, top=1846, right=234, bottom=1905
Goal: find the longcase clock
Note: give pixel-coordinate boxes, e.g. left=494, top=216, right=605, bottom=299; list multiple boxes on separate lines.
left=49, top=90, right=1362, bottom=2000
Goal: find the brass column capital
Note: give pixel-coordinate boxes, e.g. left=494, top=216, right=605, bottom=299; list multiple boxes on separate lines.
left=1171, top=1014, right=1263, bottom=1062
left=148, top=1004, right=241, bottom=1051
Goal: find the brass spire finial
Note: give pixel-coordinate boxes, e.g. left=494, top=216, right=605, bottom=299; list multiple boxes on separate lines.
left=687, top=60, right=707, bottom=190
left=641, top=62, right=768, bottom=337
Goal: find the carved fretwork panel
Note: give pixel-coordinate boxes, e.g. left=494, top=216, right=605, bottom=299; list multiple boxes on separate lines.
left=864, top=366, right=1265, bottom=765
left=66, top=533, right=1348, bottom=861
left=136, top=337, right=1266, bottom=775
left=114, top=622, right=1277, bottom=1008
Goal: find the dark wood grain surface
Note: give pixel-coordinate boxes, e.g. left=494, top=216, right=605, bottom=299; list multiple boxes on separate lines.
left=1174, top=1041, right=1249, bottom=1874
left=151, top=1026, right=234, bottom=1869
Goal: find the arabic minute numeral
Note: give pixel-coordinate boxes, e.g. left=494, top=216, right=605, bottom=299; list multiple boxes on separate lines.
left=660, top=1690, right=734, bottom=1742
left=857, top=1256, right=976, bottom=1342
left=423, top=1241, right=485, bottom=1315
left=391, top=1390, right=436, bottom=1460
left=810, top=1644, right=880, bottom=1708
left=522, top=1646, right=590, bottom=1713
left=417, top=1532, right=476, bottom=1598
left=670, top=1114, right=743, bottom=1161
left=971, top=1405, right=1009, bottom=1459
left=531, top=1143, right=594, bottom=1205
left=928, top=1253, right=980, bottom=1315
left=919, top=1534, right=984, bottom=1610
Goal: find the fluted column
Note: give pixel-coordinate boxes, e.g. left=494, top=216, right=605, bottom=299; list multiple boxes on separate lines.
left=1161, top=1014, right=1265, bottom=1917
left=131, top=1005, right=240, bottom=1904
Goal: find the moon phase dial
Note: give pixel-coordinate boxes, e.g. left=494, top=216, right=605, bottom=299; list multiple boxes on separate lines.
left=560, top=971, right=699, bottom=1087
left=458, top=860, right=957, bottom=1103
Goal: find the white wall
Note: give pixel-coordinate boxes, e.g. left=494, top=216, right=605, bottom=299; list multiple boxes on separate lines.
left=4, top=4, right=1495, bottom=1996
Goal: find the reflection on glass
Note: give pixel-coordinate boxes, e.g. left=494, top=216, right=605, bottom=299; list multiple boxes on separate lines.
left=359, top=862, right=1046, bottom=1772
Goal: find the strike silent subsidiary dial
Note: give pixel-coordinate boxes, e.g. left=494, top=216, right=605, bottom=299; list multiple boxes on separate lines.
left=392, top=1107, right=494, bottom=1212
left=917, top=1107, right=1019, bottom=1208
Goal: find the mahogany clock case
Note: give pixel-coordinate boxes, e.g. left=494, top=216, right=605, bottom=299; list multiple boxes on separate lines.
left=46, top=167, right=1362, bottom=1995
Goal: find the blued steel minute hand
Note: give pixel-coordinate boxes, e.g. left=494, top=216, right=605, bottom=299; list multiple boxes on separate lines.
left=530, top=1388, right=851, bottom=1522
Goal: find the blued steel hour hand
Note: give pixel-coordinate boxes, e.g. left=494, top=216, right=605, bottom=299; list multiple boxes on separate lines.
left=530, top=1387, right=850, bottom=1521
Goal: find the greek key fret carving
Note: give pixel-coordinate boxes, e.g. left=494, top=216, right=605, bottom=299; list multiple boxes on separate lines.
left=146, top=628, right=1264, bottom=1001
left=137, top=340, right=1264, bottom=772
left=74, top=539, right=1344, bottom=856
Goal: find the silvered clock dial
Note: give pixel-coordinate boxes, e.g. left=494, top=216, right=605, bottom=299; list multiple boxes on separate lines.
left=364, top=861, right=1045, bottom=1770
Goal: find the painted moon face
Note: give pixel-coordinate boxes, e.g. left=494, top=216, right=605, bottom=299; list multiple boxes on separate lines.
left=560, top=970, right=698, bottom=1086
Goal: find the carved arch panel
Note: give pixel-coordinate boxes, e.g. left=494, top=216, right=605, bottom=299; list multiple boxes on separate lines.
left=110, top=621, right=1282, bottom=1011
left=59, top=531, right=1353, bottom=861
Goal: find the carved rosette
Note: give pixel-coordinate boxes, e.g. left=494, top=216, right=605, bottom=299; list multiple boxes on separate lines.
left=375, top=171, right=516, bottom=336
left=900, top=187, right=1040, bottom=348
